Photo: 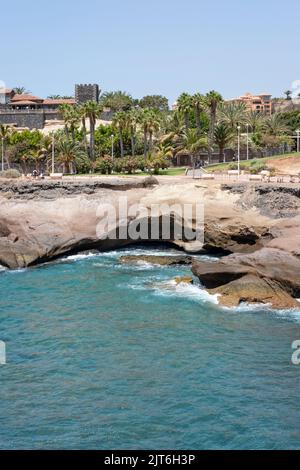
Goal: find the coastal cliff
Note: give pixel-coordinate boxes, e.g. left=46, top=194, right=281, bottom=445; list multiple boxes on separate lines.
left=0, top=176, right=299, bottom=309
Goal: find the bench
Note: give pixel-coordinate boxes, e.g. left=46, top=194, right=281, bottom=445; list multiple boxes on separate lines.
left=50, top=173, right=63, bottom=180
left=228, top=170, right=239, bottom=176
left=200, top=173, right=215, bottom=180
left=249, top=174, right=262, bottom=181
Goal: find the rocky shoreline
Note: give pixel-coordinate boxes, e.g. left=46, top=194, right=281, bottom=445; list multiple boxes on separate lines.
left=0, top=177, right=299, bottom=309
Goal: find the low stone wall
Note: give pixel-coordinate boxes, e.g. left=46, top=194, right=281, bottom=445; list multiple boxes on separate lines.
left=0, top=112, right=45, bottom=129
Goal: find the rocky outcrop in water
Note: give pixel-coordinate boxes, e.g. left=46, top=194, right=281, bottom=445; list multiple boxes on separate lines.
left=0, top=175, right=159, bottom=199
left=119, top=255, right=193, bottom=266
left=0, top=177, right=299, bottom=309
left=192, top=216, right=300, bottom=309
left=221, top=183, right=300, bottom=219
left=0, top=180, right=270, bottom=269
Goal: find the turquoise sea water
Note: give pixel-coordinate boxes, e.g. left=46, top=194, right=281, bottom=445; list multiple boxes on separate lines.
left=0, top=246, right=300, bottom=450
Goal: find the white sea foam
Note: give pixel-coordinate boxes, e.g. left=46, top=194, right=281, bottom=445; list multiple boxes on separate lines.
left=6, top=267, right=27, bottom=274
left=172, top=281, right=220, bottom=304
left=99, top=247, right=219, bottom=260
left=134, top=261, right=157, bottom=270
left=149, top=278, right=220, bottom=304
left=101, top=248, right=182, bottom=258
left=224, top=302, right=271, bottom=312
left=65, top=252, right=100, bottom=261
left=222, top=300, right=300, bottom=323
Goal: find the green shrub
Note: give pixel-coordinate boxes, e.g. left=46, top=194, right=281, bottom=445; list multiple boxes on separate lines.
left=113, top=158, right=124, bottom=173
left=266, top=166, right=276, bottom=176
left=93, top=155, right=114, bottom=174
left=136, top=156, right=146, bottom=171
left=122, top=157, right=139, bottom=174
left=0, top=169, right=21, bottom=179
left=76, top=155, right=92, bottom=174
left=112, top=156, right=145, bottom=174
left=146, top=154, right=170, bottom=174
left=228, top=163, right=238, bottom=170
left=249, top=163, right=267, bottom=174
left=247, top=159, right=268, bottom=174
left=227, top=162, right=247, bottom=171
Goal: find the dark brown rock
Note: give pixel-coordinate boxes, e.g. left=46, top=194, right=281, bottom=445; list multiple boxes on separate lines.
left=209, top=274, right=299, bottom=309
left=119, top=255, right=192, bottom=266
left=192, top=246, right=300, bottom=308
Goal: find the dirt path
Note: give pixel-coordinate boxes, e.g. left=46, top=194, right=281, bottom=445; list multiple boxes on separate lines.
left=266, top=156, right=300, bottom=175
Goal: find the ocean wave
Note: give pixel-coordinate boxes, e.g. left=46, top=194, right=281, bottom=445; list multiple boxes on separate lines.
left=133, top=260, right=157, bottom=270
left=100, top=248, right=183, bottom=258
left=222, top=299, right=300, bottom=322
left=273, top=307, right=300, bottom=323
left=56, top=246, right=220, bottom=267
left=99, top=247, right=219, bottom=261
left=145, top=279, right=300, bottom=319
left=149, top=278, right=220, bottom=304
left=5, top=268, right=28, bottom=274
left=64, top=252, right=100, bottom=261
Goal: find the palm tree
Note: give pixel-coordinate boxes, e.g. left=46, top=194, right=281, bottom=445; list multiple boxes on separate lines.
left=214, top=123, right=233, bottom=162
left=177, top=93, right=193, bottom=131
left=218, top=102, right=247, bottom=131
left=99, top=91, right=134, bottom=112
left=83, top=101, right=103, bottom=160
left=59, top=104, right=76, bottom=139
left=127, top=108, right=139, bottom=156
left=13, top=86, right=31, bottom=94
left=154, top=141, right=174, bottom=160
left=27, top=135, right=54, bottom=172
left=47, top=94, right=74, bottom=99
left=246, top=110, right=264, bottom=133
left=67, top=107, right=80, bottom=142
left=205, top=91, right=223, bottom=162
left=192, top=93, right=205, bottom=136
left=175, top=128, right=208, bottom=167
left=78, top=104, right=88, bottom=154
left=57, top=139, right=86, bottom=174
left=112, top=111, right=128, bottom=158
left=262, top=114, right=290, bottom=136
left=18, top=152, right=34, bottom=174
left=0, top=124, right=14, bottom=169
left=284, top=90, right=292, bottom=100
left=165, top=110, right=185, bottom=136
left=139, top=108, right=151, bottom=157
left=147, top=110, right=161, bottom=151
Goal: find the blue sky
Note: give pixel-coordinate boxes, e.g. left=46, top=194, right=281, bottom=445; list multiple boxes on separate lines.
left=1, top=0, right=299, bottom=104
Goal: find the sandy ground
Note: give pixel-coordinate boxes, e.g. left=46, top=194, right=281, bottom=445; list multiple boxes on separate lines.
left=42, top=119, right=111, bottom=135
left=266, top=156, right=300, bottom=175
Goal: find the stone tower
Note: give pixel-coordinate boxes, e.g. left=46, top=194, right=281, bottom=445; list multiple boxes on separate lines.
left=75, top=84, right=100, bottom=104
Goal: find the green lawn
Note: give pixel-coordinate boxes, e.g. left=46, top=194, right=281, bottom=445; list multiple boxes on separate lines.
left=205, top=153, right=300, bottom=173
left=76, top=167, right=186, bottom=177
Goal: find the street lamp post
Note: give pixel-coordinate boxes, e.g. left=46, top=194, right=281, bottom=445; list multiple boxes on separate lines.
left=296, top=129, right=300, bottom=153
left=51, top=135, right=55, bottom=174
left=1, top=137, right=4, bottom=172
left=111, top=134, right=114, bottom=161
left=246, top=123, right=249, bottom=160
left=237, top=125, right=241, bottom=178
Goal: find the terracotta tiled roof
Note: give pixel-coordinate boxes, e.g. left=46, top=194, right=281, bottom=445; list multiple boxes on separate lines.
left=43, top=99, right=75, bottom=105
left=0, top=88, right=13, bottom=94
left=11, top=100, right=39, bottom=105
left=11, top=94, right=43, bottom=103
